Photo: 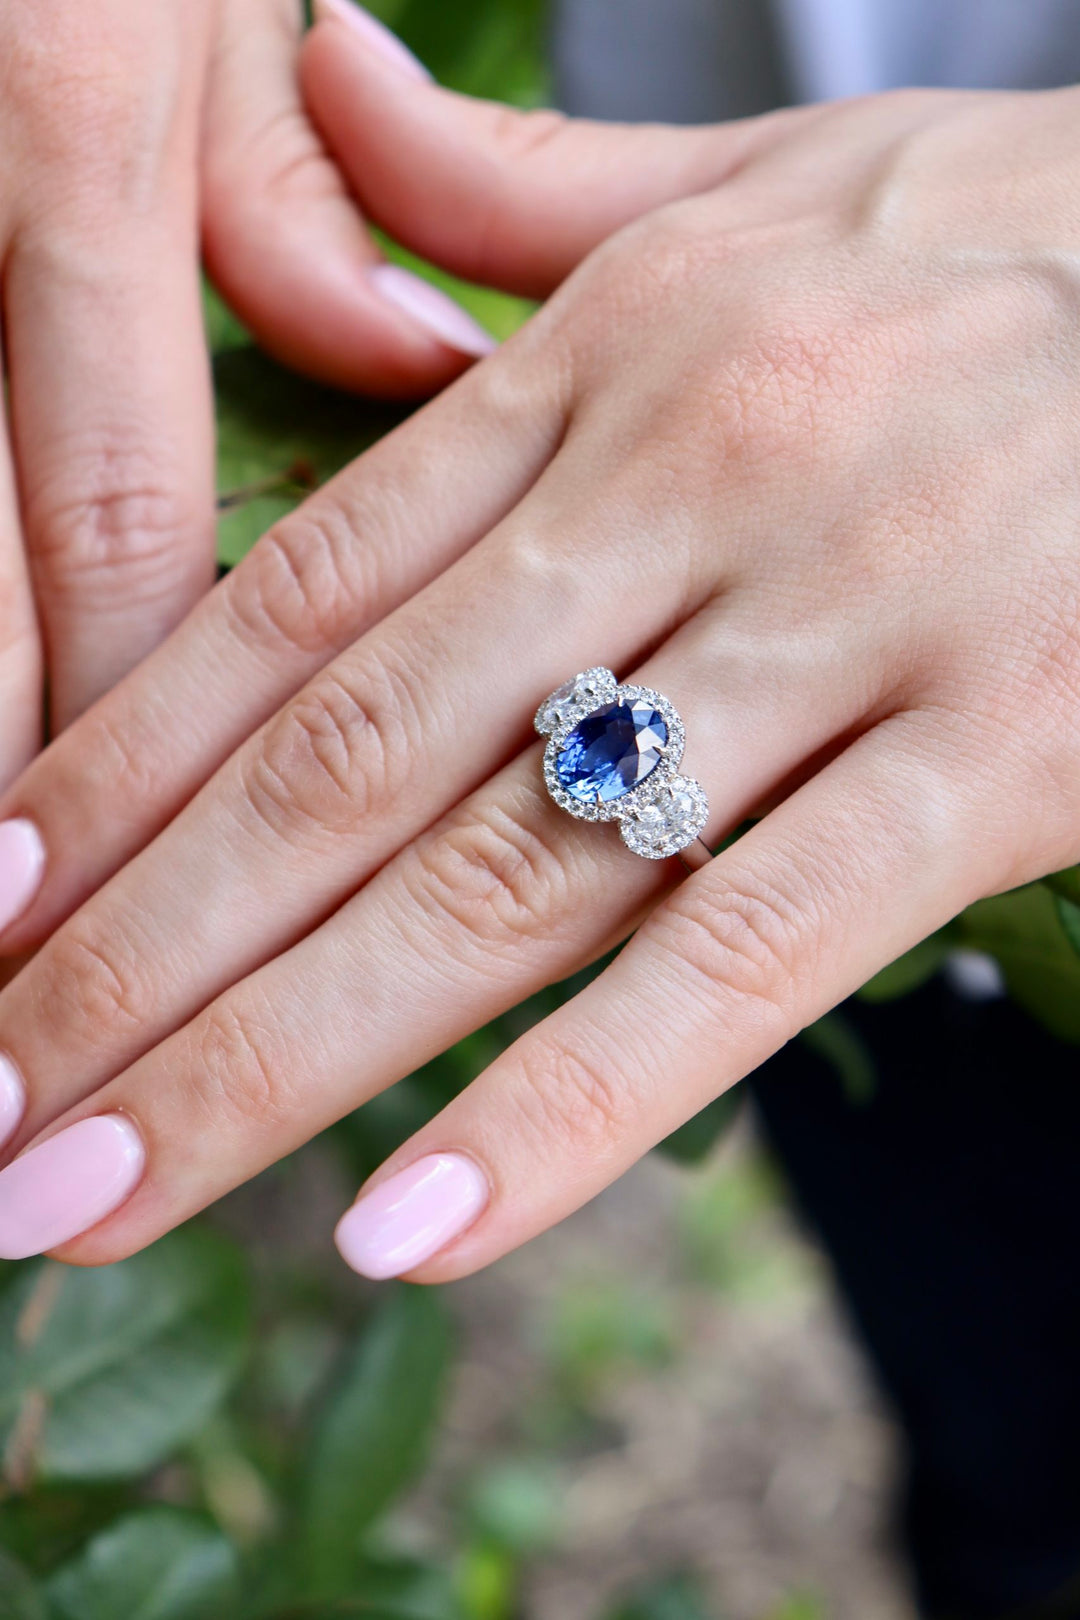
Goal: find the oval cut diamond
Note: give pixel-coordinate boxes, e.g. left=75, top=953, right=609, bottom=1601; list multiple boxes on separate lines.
left=555, top=700, right=667, bottom=804
left=619, top=775, right=708, bottom=858
left=534, top=666, right=617, bottom=737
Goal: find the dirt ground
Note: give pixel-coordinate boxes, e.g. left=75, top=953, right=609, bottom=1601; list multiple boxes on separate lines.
left=410, top=1120, right=920, bottom=1620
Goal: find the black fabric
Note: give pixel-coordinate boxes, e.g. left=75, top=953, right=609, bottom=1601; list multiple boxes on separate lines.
left=750, top=978, right=1080, bottom=1620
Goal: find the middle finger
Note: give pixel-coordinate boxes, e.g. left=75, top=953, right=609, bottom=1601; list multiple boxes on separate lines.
left=0, top=603, right=892, bottom=1262
left=0, top=446, right=741, bottom=1144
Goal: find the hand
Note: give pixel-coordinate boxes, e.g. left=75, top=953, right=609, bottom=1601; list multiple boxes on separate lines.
left=0, top=0, right=492, bottom=783
left=0, top=51, right=1076, bottom=1280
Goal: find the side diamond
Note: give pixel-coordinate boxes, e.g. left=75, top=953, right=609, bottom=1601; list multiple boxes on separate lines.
left=534, top=667, right=617, bottom=737
left=619, top=776, right=709, bottom=860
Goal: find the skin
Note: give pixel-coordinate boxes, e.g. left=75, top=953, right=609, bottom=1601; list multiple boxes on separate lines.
left=0, top=0, right=480, bottom=775
left=2, top=28, right=1080, bottom=1278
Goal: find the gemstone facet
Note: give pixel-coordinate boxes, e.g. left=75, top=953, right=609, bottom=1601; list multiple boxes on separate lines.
left=555, top=699, right=668, bottom=804
left=533, top=667, right=617, bottom=737
left=619, top=775, right=709, bottom=859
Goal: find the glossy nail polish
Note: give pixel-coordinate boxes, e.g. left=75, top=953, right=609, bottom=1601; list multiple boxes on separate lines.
left=335, top=1153, right=489, bottom=1279
left=0, top=1054, right=24, bottom=1150
left=0, top=819, right=45, bottom=936
left=368, top=265, right=498, bottom=358
left=312, top=0, right=432, bottom=82
left=0, top=1115, right=145, bottom=1260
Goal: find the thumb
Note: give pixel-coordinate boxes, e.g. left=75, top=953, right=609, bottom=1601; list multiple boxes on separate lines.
left=300, top=0, right=800, bottom=300
left=202, top=0, right=495, bottom=399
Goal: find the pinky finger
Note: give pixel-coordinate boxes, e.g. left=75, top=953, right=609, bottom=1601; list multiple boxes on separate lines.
left=335, top=710, right=993, bottom=1282
left=0, top=398, right=42, bottom=790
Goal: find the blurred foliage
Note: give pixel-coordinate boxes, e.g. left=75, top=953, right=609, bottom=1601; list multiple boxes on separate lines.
left=9, top=0, right=1080, bottom=1617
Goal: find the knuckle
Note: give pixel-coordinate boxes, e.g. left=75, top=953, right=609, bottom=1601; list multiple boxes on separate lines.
left=242, top=662, right=412, bottom=841
left=406, top=797, right=569, bottom=954
left=193, top=999, right=294, bottom=1135
left=491, top=104, right=570, bottom=165
left=227, top=511, right=367, bottom=660
left=464, top=340, right=562, bottom=431
left=514, top=1036, right=626, bottom=1159
left=572, top=204, right=719, bottom=336
left=65, top=708, right=165, bottom=817
left=42, top=916, right=151, bottom=1041
left=205, top=101, right=340, bottom=222
left=656, top=872, right=807, bottom=1026
left=28, top=447, right=202, bottom=603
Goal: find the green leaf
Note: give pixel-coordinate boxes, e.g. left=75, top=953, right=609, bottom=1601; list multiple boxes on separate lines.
left=466, top=1462, right=561, bottom=1554
left=260, top=1608, right=437, bottom=1619
left=654, top=1088, right=742, bottom=1164
left=374, top=0, right=549, bottom=102
left=214, top=347, right=405, bottom=567
left=960, top=884, right=1080, bottom=1042
left=348, top=1556, right=461, bottom=1620
left=47, top=1510, right=239, bottom=1620
left=201, top=280, right=249, bottom=357
left=800, top=1010, right=876, bottom=1103
left=857, top=932, right=950, bottom=1002
left=454, top=1541, right=516, bottom=1620
left=764, top=1597, right=827, bottom=1620
left=0, top=1548, right=50, bottom=1620
left=0, top=1228, right=251, bottom=1484
left=299, top=1287, right=453, bottom=1593
left=1054, top=893, right=1080, bottom=959
left=1044, top=864, right=1080, bottom=906
left=604, top=1575, right=713, bottom=1620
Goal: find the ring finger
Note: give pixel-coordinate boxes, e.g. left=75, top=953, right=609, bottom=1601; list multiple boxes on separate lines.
left=0, top=606, right=901, bottom=1262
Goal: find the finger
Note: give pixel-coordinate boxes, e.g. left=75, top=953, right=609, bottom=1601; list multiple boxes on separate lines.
left=0, top=387, right=44, bottom=799
left=203, top=0, right=494, bottom=398
left=299, top=4, right=813, bottom=299
left=0, top=610, right=898, bottom=1260
left=0, top=339, right=567, bottom=951
left=4, top=7, right=217, bottom=733
left=0, top=444, right=723, bottom=1122
left=335, top=710, right=992, bottom=1282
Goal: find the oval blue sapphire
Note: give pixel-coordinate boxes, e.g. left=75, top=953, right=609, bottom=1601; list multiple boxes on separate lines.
left=555, top=699, right=668, bottom=804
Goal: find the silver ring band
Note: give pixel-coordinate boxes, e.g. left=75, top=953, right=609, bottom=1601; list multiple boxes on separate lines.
left=535, top=667, right=711, bottom=864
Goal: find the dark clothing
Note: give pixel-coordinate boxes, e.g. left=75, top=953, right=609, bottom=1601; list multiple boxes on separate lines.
left=752, top=981, right=1080, bottom=1620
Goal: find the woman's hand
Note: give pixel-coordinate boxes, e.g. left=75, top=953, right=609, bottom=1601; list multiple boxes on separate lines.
left=0, top=0, right=492, bottom=780
left=0, top=44, right=1077, bottom=1278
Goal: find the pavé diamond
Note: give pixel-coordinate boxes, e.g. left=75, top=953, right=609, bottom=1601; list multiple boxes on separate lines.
left=555, top=699, right=668, bottom=804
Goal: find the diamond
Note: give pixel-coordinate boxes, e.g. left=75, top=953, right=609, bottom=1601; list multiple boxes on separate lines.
left=619, top=775, right=709, bottom=859
left=555, top=699, right=668, bottom=805
left=534, top=667, right=616, bottom=737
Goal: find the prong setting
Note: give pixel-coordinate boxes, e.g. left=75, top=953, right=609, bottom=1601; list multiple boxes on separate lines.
left=537, top=671, right=706, bottom=856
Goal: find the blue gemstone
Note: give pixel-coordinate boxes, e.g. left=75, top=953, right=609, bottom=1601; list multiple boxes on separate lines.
left=555, top=700, right=668, bottom=804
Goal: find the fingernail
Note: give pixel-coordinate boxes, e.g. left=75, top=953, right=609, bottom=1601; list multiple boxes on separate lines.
left=0, top=820, right=45, bottom=937
left=0, top=1055, right=25, bottom=1151
left=335, top=1152, right=489, bottom=1279
left=368, top=265, right=498, bottom=358
left=312, top=0, right=432, bottom=82
left=0, top=1115, right=145, bottom=1260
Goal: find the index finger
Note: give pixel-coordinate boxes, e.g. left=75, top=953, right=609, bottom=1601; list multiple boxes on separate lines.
left=0, top=341, right=565, bottom=951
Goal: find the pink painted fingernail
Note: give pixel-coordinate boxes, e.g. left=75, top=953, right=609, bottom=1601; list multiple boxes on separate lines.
left=0, top=1115, right=145, bottom=1260
left=0, top=820, right=45, bottom=937
left=0, top=1054, right=25, bottom=1151
left=335, top=1153, right=489, bottom=1279
left=368, top=265, right=498, bottom=358
left=311, top=0, right=432, bottom=82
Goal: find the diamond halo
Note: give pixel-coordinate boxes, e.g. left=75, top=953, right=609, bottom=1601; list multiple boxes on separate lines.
left=536, top=668, right=709, bottom=860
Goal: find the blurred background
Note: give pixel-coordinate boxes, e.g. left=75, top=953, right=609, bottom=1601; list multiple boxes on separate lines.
left=7, top=2, right=1080, bottom=1618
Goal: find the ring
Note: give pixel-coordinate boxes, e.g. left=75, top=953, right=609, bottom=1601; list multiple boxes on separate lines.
left=535, top=667, right=712, bottom=866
